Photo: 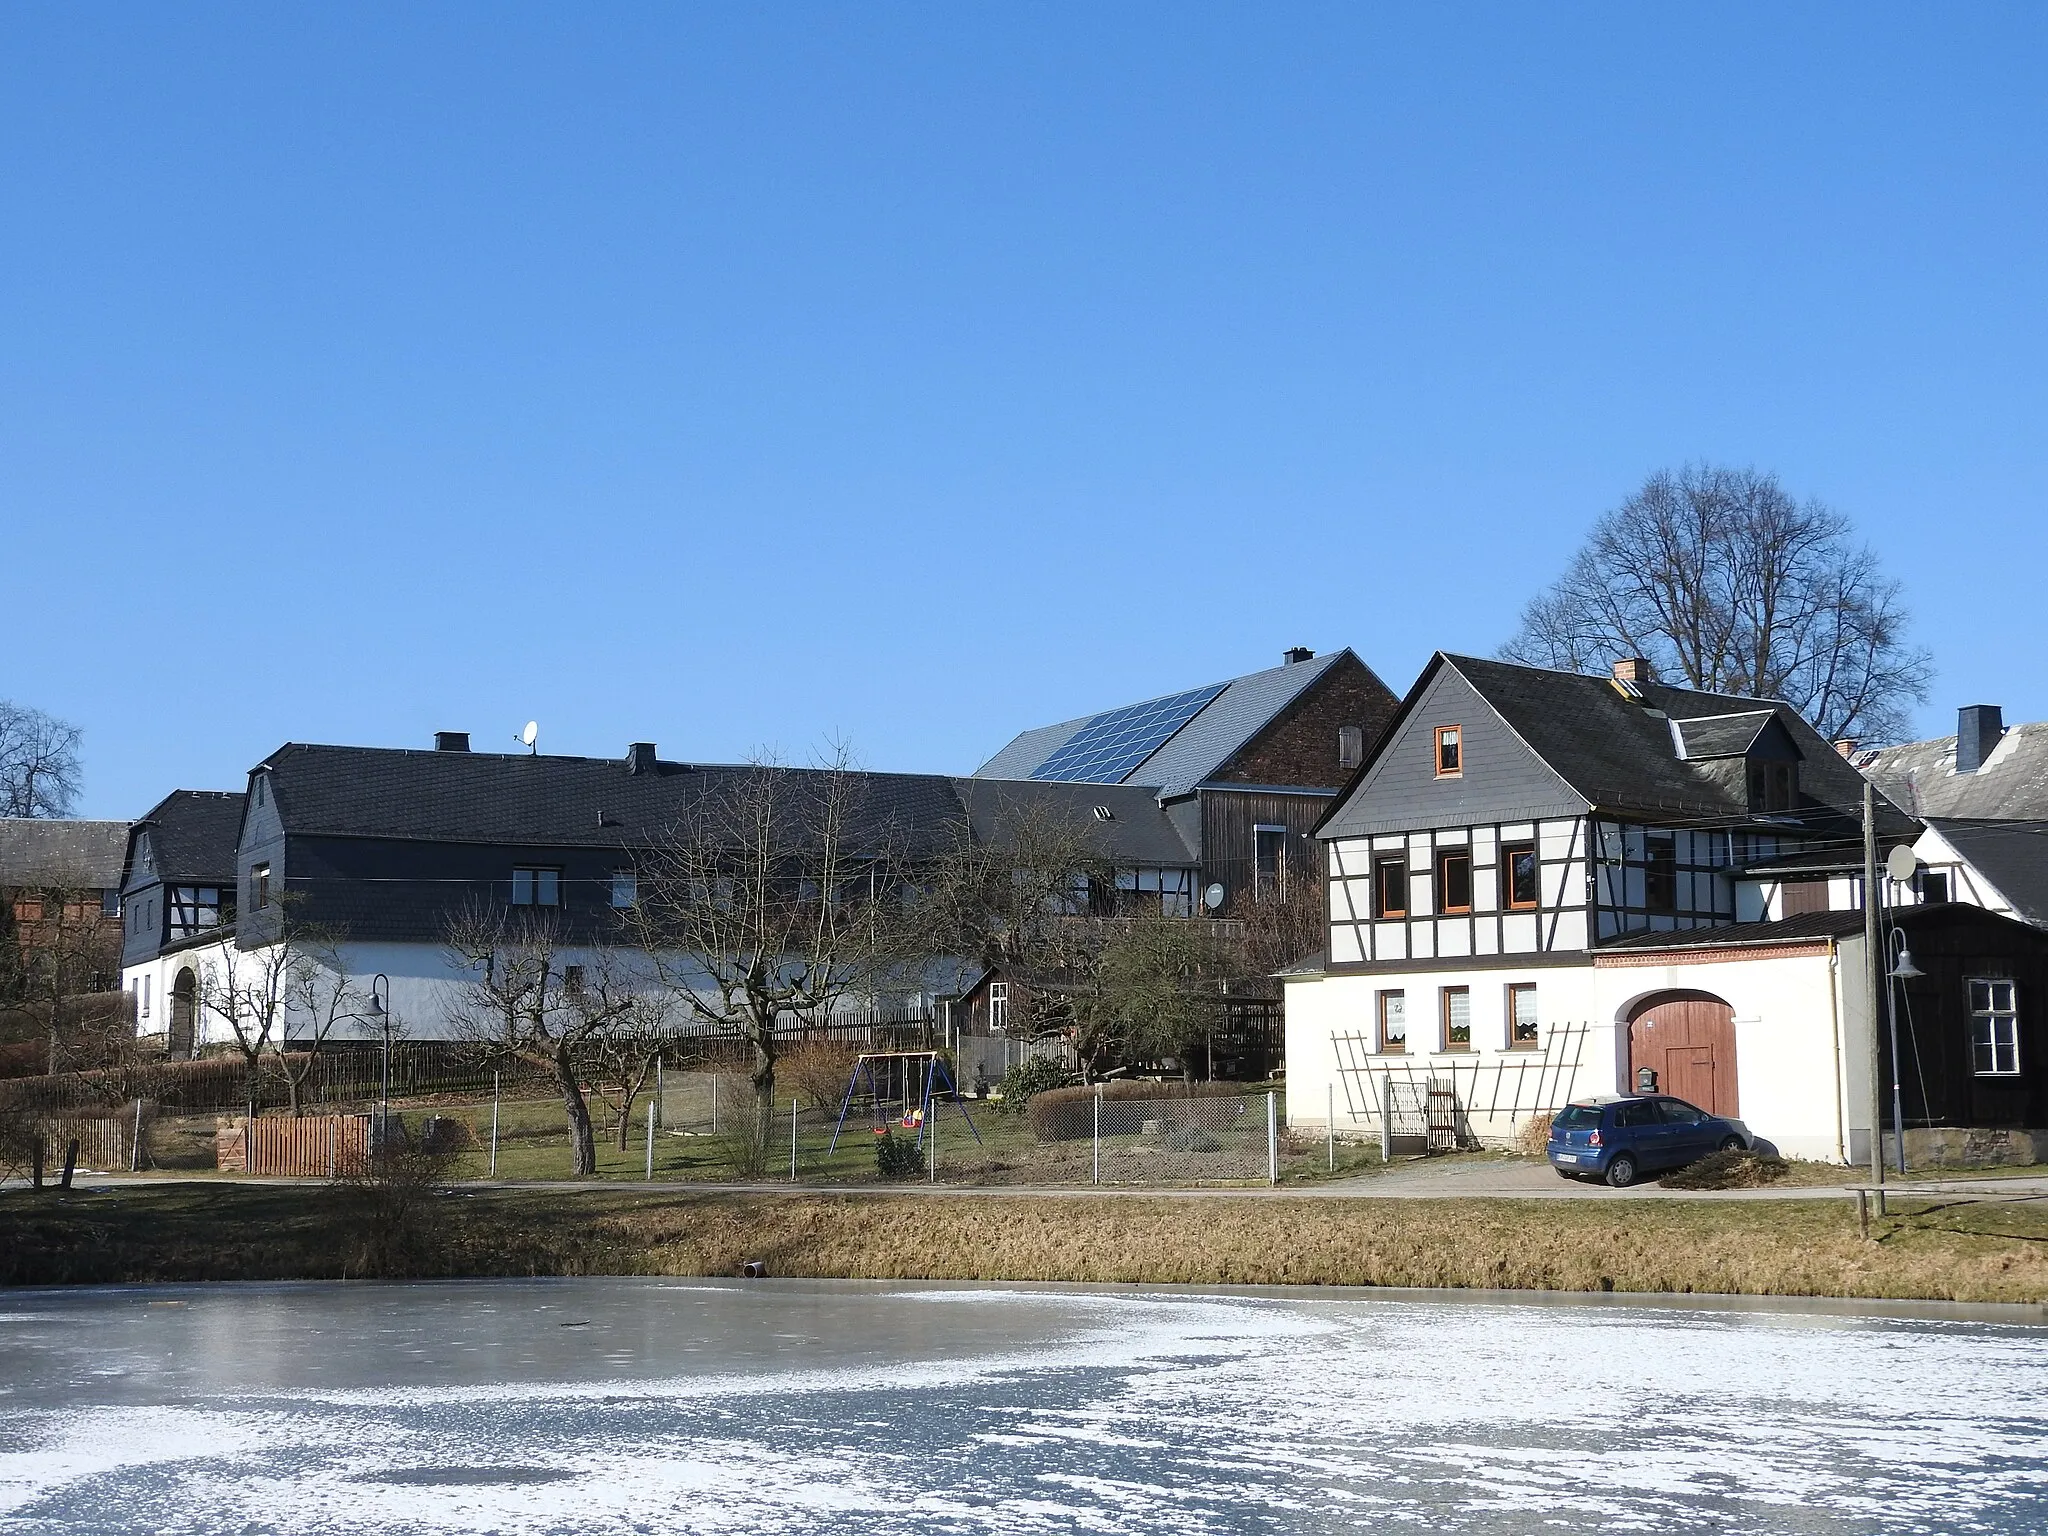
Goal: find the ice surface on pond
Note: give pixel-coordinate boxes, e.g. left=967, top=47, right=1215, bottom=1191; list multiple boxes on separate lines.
left=2, top=1278, right=2046, bottom=1533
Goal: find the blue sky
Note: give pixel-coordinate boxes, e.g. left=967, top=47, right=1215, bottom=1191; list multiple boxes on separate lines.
left=5, top=4, right=2045, bottom=818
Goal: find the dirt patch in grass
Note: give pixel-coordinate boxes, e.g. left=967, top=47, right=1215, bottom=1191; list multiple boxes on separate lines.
left=7, top=1184, right=2048, bottom=1303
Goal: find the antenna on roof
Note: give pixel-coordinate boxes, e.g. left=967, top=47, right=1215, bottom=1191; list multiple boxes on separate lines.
left=518, top=721, right=539, bottom=755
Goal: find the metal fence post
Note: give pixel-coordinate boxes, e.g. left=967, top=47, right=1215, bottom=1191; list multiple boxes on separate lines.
left=1267, top=1091, right=1278, bottom=1186
left=1327, top=1083, right=1335, bottom=1171
left=131, top=1098, right=143, bottom=1173
left=790, top=1097, right=798, bottom=1182
left=646, top=1100, right=656, bottom=1181
left=490, top=1071, right=501, bottom=1178
left=711, top=1074, right=719, bottom=1134
left=1093, top=1089, right=1101, bottom=1187
left=1380, top=1076, right=1393, bottom=1163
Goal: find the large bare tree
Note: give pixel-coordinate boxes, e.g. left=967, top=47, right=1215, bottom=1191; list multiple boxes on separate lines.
left=630, top=755, right=926, bottom=1150
left=443, top=903, right=655, bottom=1176
left=0, top=702, right=83, bottom=819
left=1500, top=464, right=1933, bottom=742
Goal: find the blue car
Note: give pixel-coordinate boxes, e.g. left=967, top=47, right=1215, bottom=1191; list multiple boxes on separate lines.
left=1548, top=1095, right=1751, bottom=1187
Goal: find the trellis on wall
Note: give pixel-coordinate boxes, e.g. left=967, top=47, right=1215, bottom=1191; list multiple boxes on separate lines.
left=1330, top=1022, right=1592, bottom=1150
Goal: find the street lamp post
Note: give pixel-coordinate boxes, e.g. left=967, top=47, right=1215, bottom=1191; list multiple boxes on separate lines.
left=368, top=974, right=391, bottom=1138
left=1886, top=930, right=1923, bottom=1176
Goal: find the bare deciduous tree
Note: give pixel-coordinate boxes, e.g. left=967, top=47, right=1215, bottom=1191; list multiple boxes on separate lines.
left=630, top=754, right=925, bottom=1150
left=272, top=927, right=367, bottom=1117
left=443, top=903, right=653, bottom=1177
left=1500, top=464, right=1933, bottom=742
left=1091, top=912, right=1234, bottom=1084
left=0, top=702, right=83, bottom=819
left=0, top=861, right=124, bottom=1074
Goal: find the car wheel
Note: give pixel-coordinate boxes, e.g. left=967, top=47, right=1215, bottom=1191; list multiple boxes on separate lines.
left=1718, top=1135, right=1745, bottom=1154
left=1604, top=1153, right=1639, bottom=1188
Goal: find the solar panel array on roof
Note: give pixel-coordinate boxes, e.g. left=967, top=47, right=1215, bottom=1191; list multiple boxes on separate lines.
left=1028, top=684, right=1225, bottom=784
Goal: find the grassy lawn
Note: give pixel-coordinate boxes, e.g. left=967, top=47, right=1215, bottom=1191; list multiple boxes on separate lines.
left=7, top=1181, right=2048, bottom=1302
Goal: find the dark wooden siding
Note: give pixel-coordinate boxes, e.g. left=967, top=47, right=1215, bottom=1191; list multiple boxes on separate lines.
left=1200, top=789, right=1331, bottom=913
left=1886, top=908, right=2048, bottom=1131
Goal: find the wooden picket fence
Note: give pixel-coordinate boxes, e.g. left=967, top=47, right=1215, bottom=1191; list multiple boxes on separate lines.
left=215, top=1114, right=371, bottom=1177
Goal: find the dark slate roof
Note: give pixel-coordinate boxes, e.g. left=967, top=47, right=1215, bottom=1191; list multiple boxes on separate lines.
left=1596, top=911, right=1868, bottom=950
left=258, top=745, right=968, bottom=856
left=1598, top=902, right=2048, bottom=953
left=1926, top=819, right=2048, bottom=927
left=0, top=818, right=129, bottom=887
left=1436, top=655, right=1913, bottom=834
left=131, top=791, right=247, bottom=881
left=950, top=779, right=1197, bottom=868
left=974, top=650, right=1365, bottom=798
left=1859, top=722, right=2048, bottom=820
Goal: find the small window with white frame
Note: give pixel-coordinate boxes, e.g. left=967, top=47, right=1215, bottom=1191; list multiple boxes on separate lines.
left=988, top=981, right=1011, bottom=1034
left=1969, top=978, right=2020, bottom=1076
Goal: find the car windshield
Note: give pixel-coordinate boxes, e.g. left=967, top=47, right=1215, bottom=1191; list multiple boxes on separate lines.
left=1553, top=1105, right=1603, bottom=1130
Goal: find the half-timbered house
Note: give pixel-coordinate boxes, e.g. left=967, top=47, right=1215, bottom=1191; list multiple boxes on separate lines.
left=1280, top=652, right=1990, bottom=1163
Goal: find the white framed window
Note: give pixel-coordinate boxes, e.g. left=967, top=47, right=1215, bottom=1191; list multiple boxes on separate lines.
left=1970, top=979, right=2020, bottom=1076
left=988, top=981, right=1011, bottom=1034
left=140, top=975, right=151, bottom=1019
left=1254, top=825, right=1288, bottom=897
left=512, top=867, right=561, bottom=907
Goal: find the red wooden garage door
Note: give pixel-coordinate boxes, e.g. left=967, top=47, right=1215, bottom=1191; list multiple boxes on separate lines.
left=1627, top=991, right=1738, bottom=1117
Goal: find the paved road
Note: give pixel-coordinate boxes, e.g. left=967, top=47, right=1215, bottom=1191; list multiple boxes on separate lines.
left=18, top=1163, right=2048, bottom=1204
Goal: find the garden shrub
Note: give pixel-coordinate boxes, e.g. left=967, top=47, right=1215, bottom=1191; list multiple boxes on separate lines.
left=873, top=1129, right=924, bottom=1180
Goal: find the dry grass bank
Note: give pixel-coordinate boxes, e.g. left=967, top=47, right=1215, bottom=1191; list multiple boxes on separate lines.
left=5, top=1185, right=2048, bottom=1304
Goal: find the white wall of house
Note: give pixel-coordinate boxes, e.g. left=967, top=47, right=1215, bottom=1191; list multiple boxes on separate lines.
left=1284, top=964, right=1618, bottom=1149
left=1286, top=941, right=1878, bottom=1162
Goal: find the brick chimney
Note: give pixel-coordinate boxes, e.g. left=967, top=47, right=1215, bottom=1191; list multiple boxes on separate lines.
left=1611, top=657, right=1652, bottom=685
left=434, top=731, right=470, bottom=752
left=1833, top=737, right=1857, bottom=758
left=1956, top=705, right=2004, bottom=774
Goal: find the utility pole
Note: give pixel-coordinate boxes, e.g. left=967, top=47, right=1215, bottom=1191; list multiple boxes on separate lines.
left=1861, top=782, right=1885, bottom=1197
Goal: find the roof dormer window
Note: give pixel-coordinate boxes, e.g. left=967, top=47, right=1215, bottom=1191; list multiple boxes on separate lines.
left=1748, top=760, right=1797, bottom=812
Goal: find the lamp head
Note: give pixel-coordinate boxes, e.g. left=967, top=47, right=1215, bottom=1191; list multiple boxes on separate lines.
left=1890, top=945, right=1924, bottom=981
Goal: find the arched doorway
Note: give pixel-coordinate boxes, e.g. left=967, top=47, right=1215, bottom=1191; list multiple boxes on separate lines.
left=168, top=970, right=197, bottom=1059
left=1627, top=990, right=1738, bottom=1117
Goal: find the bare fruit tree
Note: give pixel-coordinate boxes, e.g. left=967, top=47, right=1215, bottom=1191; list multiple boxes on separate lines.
left=1500, top=464, right=1933, bottom=742
left=1091, top=911, right=1234, bottom=1084
left=0, top=702, right=83, bottom=819
left=629, top=755, right=927, bottom=1151
left=928, top=786, right=1121, bottom=1049
left=443, top=903, right=658, bottom=1177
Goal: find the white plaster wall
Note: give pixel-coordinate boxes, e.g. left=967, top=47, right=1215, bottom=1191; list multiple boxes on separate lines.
left=1284, top=964, right=1616, bottom=1146
left=1592, top=952, right=1851, bottom=1163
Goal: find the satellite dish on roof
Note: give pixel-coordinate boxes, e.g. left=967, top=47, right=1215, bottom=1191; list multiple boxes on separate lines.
left=519, top=721, right=539, bottom=753
left=1886, top=844, right=1920, bottom=885
left=1203, top=883, right=1226, bottom=913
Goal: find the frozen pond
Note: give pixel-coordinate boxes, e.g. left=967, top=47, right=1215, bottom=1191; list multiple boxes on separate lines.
left=3, top=1277, right=2047, bottom=1533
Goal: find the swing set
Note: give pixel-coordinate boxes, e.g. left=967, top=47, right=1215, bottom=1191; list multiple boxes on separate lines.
left=828, top=1051, right=984, bottom=1152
